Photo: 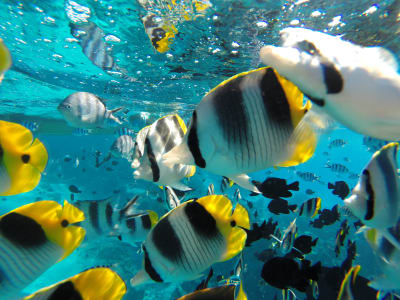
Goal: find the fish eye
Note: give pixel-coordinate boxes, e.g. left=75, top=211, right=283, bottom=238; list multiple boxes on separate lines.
left=61, top=219, right=69, bottom=227
left=230, top=220, right=236, bottom=227
left=21, top=154, right=30, bottom=163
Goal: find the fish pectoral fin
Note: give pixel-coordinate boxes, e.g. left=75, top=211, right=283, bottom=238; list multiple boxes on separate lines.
left=228, top=174, right=260, bottom=193
left=162, top=142, right=195, bottom=167
left=169, top=181, right=192, bottom=191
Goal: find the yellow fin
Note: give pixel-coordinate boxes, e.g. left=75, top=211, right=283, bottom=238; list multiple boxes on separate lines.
left=232, top=203, right=250, bottom=230
left=0, top=120, right=48, bottom=196
left=0, top=38, right=11, bottom=73
left=186, top=165, right=196, bottom=177
left=235, top=280, right=248, bottom=300
left=174, top=114, right=187, bottom=134
left=147, top=210, right=159, bottom=227
left=196, top=195, right=233, bottom=234
left=311, top=197, right=322, bottom=218
left=156, top=24, right=177, bottom=53
left=221, top=226, right=247, bottom=261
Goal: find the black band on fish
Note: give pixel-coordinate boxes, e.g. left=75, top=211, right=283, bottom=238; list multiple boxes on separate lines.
left=261, top=68, right=292, bottom=126
left=106, top=203, right=113, bottom=228
left=305, top=94, right=325, bottom=107
left=188, top=111, right=206, bottom=168
left=145, top=137, right=160, bottom=182
left=172, top=115, right=185, bottom=138
left=185, top=201, right=219, bottom=238
left=321, top=62, right=343, bottom=94
left=142, top=214, right=152, bottom=230
left=155, top=117, right=176, bottom=153
left=151, top=28, right=166, bottom=48
left=363, top=170, right=375, bottom=221
left=143, top=245, right=163, bottom=282
left=0, top=144, right=3, bottom=158
left=0, top=213, right=47, bottom=247
left=89, top=202, right=101, bottom=234
left=49, top=281, right=82, bottom=300
left=152, top=215, right=183, bottom=261
left=126, top=217, right=136, bottom=232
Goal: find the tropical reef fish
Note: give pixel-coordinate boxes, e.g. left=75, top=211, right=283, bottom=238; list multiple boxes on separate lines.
left=260, top=27, right=400, bottom=141
left=328, top=181, right=350, bottom=200
left=221, top=176, right=234, bottom=193
left=271, top=218, right=298, bottom=254
left=363, top=136, right=391, bottom=153
left=69, top=184, right=81, bottom=193
left=310, top=205, right=340, bottom=229
left=329, top=139, right=347, bottom=149
left=0, top=120, right=48, bottom=196
left=110, top=134, right=136, bottom=162
left=337, top=265, right=361, bottom=300
left=0, top=200, right=85, bottom=298
left=261, top=257, right=321, bottom=292
left=244, top=218, right=278, bottom=247
left=268, top=198, right=297, bottom=215
left=0, top=38, right=11, bottom=83
left=251, top=177, right=299, bottom=199
left=325, top=162, right=349, bottom=174
left=295, top=171, right=320, bottom=182
left=22, top=267, right=126, bottom=300
left=130, top=195, right=250, bottom=286
left=163, top=67, right=322, bottom=192
left=344, top=143, right=400, bottom=232
left=335, top=220, right=350, bottom=257
left=292, top=235, right=318, bottom=256
left=58, top=92, right=123, bottom=129
left=297, top=197, right=321, bottom=218
left=163, top=186, right=182, bottom=210
left=132, top=114, right=196, bottom=191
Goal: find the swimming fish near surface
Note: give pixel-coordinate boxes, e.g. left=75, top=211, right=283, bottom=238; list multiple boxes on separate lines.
left=0, top=120, right=48, bottom=196
left=260, top=27, right=400, bottom=141
left=0, top=38, right=11, bottom=83
left=0, top=200, right=85, bottom=298
left=132, top=114, right=196, bottom=191
left=163, top=186, right=182, bottom=211
left=163, top=67, right=323, bottom=193
left=22, top=267, right=126, bottom=300
left=58, top=92, right=123, bottom=129
left=344, top=143, right=400, bottom=233
left=251, top=177, right=299, bottom=199
left=130, top=194, right=250, bottom=286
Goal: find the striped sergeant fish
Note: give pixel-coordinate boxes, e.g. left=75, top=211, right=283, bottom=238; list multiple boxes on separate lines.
left=0, top=200, right=85, bottom=299
left=23, top=267, right=126, bottom=300
left=58, top=92, right=123, bottom=129
left=130, top=195, right=250, bottom=286
left=297, top=197, right=321, bottom=218
left=163, top=67, right=322, bottom=193
left=0, top=120, right=48, bottom=196
left=132, top=114, right=196, bottom=191
left=110, top=134, right=136, bottom=162
left=271, top=219, right=298, bottom=254
left=74, top=196, right=158, bottom=244
left=344, top=143, right=400, bottom=233
left=0, top=38, right=11, bottom=83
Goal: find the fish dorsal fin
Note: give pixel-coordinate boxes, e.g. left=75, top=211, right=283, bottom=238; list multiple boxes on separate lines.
left=311, top=197, right=322, bottom=218
left=119, top=195, right=139, bottom=217
left=0, top=121, right=48, bottom=195
left=0, top=38, right=11, bottom=72
left=171, top=114, right=188, bottom=134
left=337, top=265, right=361, bottom=300
left=364, top=46, right=398, bottom=72
left=146, top=210, right=159, bottom=227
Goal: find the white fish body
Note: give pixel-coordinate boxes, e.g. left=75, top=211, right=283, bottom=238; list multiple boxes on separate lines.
left=260, top=27, right=400, bottom=140
left=111, top=135, right=135, bottom=161
left=58, top=92, right=122, bottom=129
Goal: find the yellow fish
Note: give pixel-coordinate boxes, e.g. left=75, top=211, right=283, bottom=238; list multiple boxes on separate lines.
left=0, top=120, right=48, bottom=196
left=0, top=38, right=11, bottom=83
left=23, top=267, right=126, bottom=300
left=0, top=200, right=86, bottom=298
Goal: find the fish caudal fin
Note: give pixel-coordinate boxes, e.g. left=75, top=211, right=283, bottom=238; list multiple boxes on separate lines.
left=229, top=174, right=260, bottom=193
left=288, top=181, right=300, bottom=191
left=130, top=269, right=152, bottom=287
left=107, top=107, right=124, bottom=125
left=162, top=142, right=195, bottom=167
left=289, top=204, right=297, bottom=212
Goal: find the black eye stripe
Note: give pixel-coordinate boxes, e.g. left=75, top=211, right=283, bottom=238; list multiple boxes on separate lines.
left=21, top=154, right=30, bottom=164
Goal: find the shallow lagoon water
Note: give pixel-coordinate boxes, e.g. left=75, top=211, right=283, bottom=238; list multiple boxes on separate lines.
left=0, top=0, right=399, bottom=299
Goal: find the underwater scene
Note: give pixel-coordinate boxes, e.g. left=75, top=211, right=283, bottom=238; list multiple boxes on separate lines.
left=0, top=0, right=400, bottom=299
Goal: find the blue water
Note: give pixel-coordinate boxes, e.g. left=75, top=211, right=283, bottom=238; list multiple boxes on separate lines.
left=0, top=0, right=399, bottom=299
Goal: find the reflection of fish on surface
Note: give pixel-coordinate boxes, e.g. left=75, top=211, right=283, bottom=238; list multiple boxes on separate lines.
left=0, top=120, right=48, bottom=196
left=132, top=114, right=196, bottom=191
left=0, top=38, right=11, bottom=83
left=260, top=27, right=400, bottom=141
left=69, top=21, right=135, bottom=81
left=22, top=267, right=126, bottom=300
left=138, top=0, right=212, bottom=53
left=0, top=200, right=85, bottom=298
left=130, top=195, right=249, bottom=286
left=163, top=67, right=327, bottom=193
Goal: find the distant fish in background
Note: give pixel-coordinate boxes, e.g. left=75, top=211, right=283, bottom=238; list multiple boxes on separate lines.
left=335, top=220, right=350, bottom=257
left=110, top=134, right=136, bottom=162
left=251, top=177, right=299, bottom=199
left=325, top=162, right=349, bottom=174
left=132, top=114, right=196, bottom=191
left=260, top=27, right=400, bottom=141
left=297, top=197, right=321, bottom=218
left=0, top=200, right=85, bottom=298
left=244, top=218, right=278, bottom=247
left=363, top=136, right=391, bottom=153
left=69, top=184, right=82, bottom=193
left=163, top=185, right=182, bottom=210
left=295, top=171, right=321, bottom=183
left=328, top=139, right=347, bottom=149
left=305, top=189, right=315, bottom=195
left=328, top=181, right=350, bottom=200
left=0, top=120, right=48, bottom=196
left=310, top=205, right=340, bottom=229
left=58, top=92, right=123, bottom=129
left=0, top=38, right=11, bottom=83
left=270, top=218, right=298, bottom=255
left=221, top=176, right=234, bottom=193
left=22, top=267, right=126, bottom=300
left=72, top=127, right=91, bottom=136
left=268, top=198, right=297, bottom=215
left=163, top=67, right=327, bottom=193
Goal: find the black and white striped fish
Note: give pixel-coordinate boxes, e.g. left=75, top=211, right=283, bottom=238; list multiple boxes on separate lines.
left=325, top=162, right=349, bottom=174
left=132, top=114, right=196, bottom=191
left=297, top=197, right=321, bottom=218
left=58, top=92, right=123, bottom=129
left=130, top=195, right=250, bottom=286
left=110, top=134, right=135, bottom=162
left=74, top=195, right=158, bottom=243
left=271, top=219, right=298, bottom=255
left=163, top=186, right=182, bottom=211
left=0, top=200, right=85, bottom=299
left=207, top=183, right=215, bottom=195
left=163, top=67, right=323, bottom=193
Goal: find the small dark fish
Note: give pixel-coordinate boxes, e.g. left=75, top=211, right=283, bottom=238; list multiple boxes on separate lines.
left=221, top=176, right=234, bottom=193
left=252, top=177, right=299, bottom=199
left=268, top=198, right=297, bottom=215
left=305, top=189, right=315, bottom=195
left=335, top=220, right=350, bottom=257
left=64, top=156, right=72, bottom=162
left=68, top=185, right=81, bottom=193
left=261, top=257, right=321, bottom=292
left=329, top=139, right=347, bottom=149
left=244, top=218, right=278, bottom=247
left=328, top=181, right=350, bottom=200
left=310, top=205, right=340, bottom=229
left=254, top=248, right=276, bottom=262
left=292, top=235, right=318, bottom=256
left=106, top=167, right=113, bottom=172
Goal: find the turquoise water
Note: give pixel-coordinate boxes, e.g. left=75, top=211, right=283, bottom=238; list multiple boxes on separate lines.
left=0, top=0, right=400, bottom=299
